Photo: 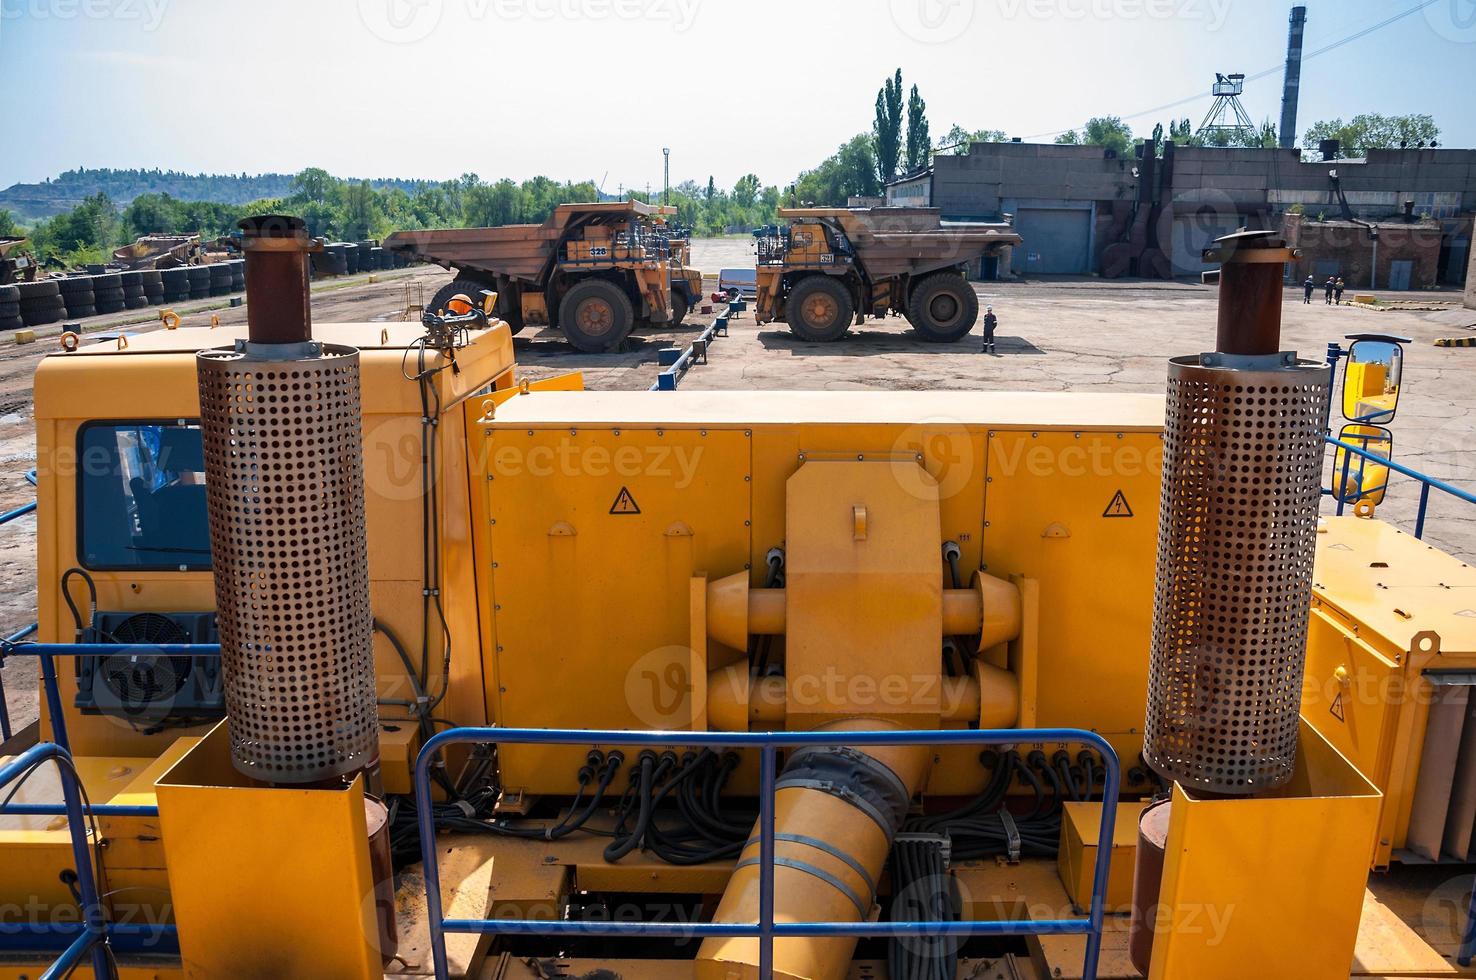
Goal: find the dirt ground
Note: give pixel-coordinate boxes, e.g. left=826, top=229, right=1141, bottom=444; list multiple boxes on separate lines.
left=3, top=249, right=1474, bottom=736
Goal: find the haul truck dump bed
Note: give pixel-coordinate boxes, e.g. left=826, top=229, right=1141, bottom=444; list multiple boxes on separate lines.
left=384, top=200, right=703, bottom=353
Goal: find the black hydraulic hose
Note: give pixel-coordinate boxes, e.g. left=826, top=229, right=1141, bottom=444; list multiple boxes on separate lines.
left=604, top=754, right=658, bottom=862
left=60, top=567, right=98, bottom=639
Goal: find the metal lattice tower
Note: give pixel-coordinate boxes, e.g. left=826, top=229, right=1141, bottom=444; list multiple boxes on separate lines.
left=1196, top=73, right=1258, bottom=144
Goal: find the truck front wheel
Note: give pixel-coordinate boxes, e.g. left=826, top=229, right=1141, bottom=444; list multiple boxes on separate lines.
left=906, top=272, right=979, bottom=343
left=559, top=279, right=634, bottom=352
left=786, top=276, right=853, bottom=342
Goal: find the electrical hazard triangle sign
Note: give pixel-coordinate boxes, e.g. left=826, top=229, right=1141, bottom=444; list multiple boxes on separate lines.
left=609, top=487, right=641, bottom=515
left=1102, top=490, right=1133, bottom=518
left=1330, top=693, right=1345, bottom=722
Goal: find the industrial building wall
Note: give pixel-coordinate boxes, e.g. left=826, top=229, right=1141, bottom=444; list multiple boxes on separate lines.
left=927, top=142, right=1476, bottom=279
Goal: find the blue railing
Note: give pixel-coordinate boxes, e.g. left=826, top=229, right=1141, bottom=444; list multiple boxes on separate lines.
left=651, top=301, right=735, bottom=391
left=0, top=742, right=116, bottom=978
left=0, top=642, right=219, bottom=756
left=1326, top=434, right=1476, bottom=539
left=414, top=726, right=1119, bottom=980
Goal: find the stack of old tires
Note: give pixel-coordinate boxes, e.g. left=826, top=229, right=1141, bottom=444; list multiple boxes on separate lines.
left=0, top=285, right=22, bottom=333
left=141, top=270, right=165, bottom=305
left=356, top=242, right=374, bottom=271
left=59, top=276, right=97, bottom=318
left=16, top=281, right=64, bottom=326
left=343, top=243, right=361, bottom=275
left=228, top=259, right=245, bottom=292
left=186, top=265, right=211, bottom=300
left=121, top=271, right=149, bottom=309
left=162, top=267, right=190, bottom=304
left=207, top=262, right=233, bottom=297
left=92, top=273, right=126, bottom=315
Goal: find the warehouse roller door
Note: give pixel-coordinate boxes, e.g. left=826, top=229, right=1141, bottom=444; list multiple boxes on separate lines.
left=1011, top=208, right=1091, bottom=275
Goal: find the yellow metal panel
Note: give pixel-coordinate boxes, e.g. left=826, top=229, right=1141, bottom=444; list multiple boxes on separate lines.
left=482, top=425, right=750, bottom=793
left=783, top=460, right=942, bottom=728
left=982, top=431, right=1161, bottom=735
left=1149, top=721, right=1382, bottom=980
left=155, top=725, right=381, bottom=979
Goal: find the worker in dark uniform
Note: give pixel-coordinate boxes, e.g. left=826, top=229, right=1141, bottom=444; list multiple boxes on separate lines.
left=1324, top=276, right=1336, bottom=304
left=982, top=304, right=998, bottom=354
left=1334, top=278, right=1346, bottom=304
left=1303, top=275, right=1315, bottom=303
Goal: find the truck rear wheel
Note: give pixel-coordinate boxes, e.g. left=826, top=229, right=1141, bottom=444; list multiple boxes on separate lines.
left=786, top=276, right=853, bottom=342
left=559, top=279, right=633, bottom=352
left=431, top=278, right=525, bottom=334
left=906, top=273, right=979, bottom=343
left=670, top=288, right=690, bottom=326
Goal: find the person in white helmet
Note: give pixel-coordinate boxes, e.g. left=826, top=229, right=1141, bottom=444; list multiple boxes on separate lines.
left=981, top=304, right=998, bottom=354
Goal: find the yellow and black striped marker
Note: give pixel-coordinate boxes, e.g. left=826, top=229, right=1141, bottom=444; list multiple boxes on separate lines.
left=1435, top=336, right=1476, bottom=347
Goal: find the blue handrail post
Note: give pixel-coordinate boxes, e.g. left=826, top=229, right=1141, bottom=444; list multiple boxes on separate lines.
left=1416, top=482, right=1431, bottom=540
left=758, top=743, right=777, bottom=978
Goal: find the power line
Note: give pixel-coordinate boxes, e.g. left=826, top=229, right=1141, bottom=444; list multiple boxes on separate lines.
left=1018, top=0, right=1438, bottom=141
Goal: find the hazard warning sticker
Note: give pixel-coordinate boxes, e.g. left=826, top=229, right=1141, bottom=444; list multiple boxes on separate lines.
left=1330, top=692, right=1345, bottom=722
left=609, top=487, right=641, bottom=515
left=1102, top=490, right=1133, bottom=518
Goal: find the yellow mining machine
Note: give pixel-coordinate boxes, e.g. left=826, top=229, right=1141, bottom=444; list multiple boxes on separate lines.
left=752, top=207, right=1020, bottom=343
left=384, top=201, right=703, bottom=353
left=0, top=218, right=1474, bottom=980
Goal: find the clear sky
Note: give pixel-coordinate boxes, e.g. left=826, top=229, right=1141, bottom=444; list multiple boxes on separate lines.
left=1, top=0, right=1473, bottom=193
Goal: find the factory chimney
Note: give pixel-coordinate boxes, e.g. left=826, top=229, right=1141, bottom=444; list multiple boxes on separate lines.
left=1279, top=5, right=1307, bottom=150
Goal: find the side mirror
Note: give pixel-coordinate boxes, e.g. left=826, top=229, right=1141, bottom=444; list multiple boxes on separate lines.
left=1333, top=424, right=1393, bottom=506
left=1342, top=339, right=1403, bottom=425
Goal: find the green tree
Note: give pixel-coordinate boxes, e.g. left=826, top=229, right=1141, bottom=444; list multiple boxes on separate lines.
left=905, top=84, right=930, bottom=173
left=0, top=210, right=18, bottom=237
left=873, top=68, right=904, bottom=185
left=1303, top=113, right=1439, bottom=155
left=795, top=134, right=880, bottom=206
left=935, top=124, right=1007, bottom=154
left=289, top=167, right=337, bottom=203
left=733, top=174, right=760, bottom=209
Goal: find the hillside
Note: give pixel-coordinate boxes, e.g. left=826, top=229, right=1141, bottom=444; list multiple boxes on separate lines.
left=0, top=168, right=425, bottom=222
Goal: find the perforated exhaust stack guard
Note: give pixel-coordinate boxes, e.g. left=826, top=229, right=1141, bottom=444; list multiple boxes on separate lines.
left=195, top=214, right=377, bottom=783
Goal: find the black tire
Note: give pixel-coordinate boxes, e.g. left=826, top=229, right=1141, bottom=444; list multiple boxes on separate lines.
left=670, top=288, right=690, bottom=326
left=161, top=268, right=189, bottom=288
left=558, top=279, right=634, bottom=353
left=17, top=280, right=60, bottom=300
left=63, top=292, right=96, bottom=314
left=91, top=272, right=121, bottom=290
left=0, top=284, right=18, bottom=303
left=0, top=301, right=19, bottom=319
left=0, top=315, right=24, bottom=333
left=67, top=304, right=98, bottom=318
left=164, top=293, right=190, bottom=304
left=59, top=276, right=95, bottom=296
left=141, top=270, right=164, bottom=286
left=121, top=270, right=144, bottom=287
left=186, top=266, right=210, bottom=283
left=144, top=290, right=165, bottom=305
left=785, top=275, right=854, bottom=342
left=21, top=303, right=63, bottom=326
left=123, top=293, right=148, bottom=310
left=906, top=272, right=979, bottom=343
left=94, top=286, right=125, bottom=302
left=428, top=279, right=490, bottom=318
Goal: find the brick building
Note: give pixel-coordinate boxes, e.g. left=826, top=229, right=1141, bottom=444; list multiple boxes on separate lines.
left=1283, top=213, right=1444, bottom=290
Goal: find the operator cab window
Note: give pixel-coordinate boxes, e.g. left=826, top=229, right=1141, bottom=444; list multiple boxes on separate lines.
left=78, top=421, right=211, bottom=570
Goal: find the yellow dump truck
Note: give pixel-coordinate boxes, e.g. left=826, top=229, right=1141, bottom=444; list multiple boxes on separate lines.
left=754, top=206, right=1020, bottom=342
left=384, top=200, right=704, bottom=352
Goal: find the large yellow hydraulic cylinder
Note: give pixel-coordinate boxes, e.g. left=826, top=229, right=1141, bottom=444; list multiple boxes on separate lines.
left=695, top=720, right=930, bottom=980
